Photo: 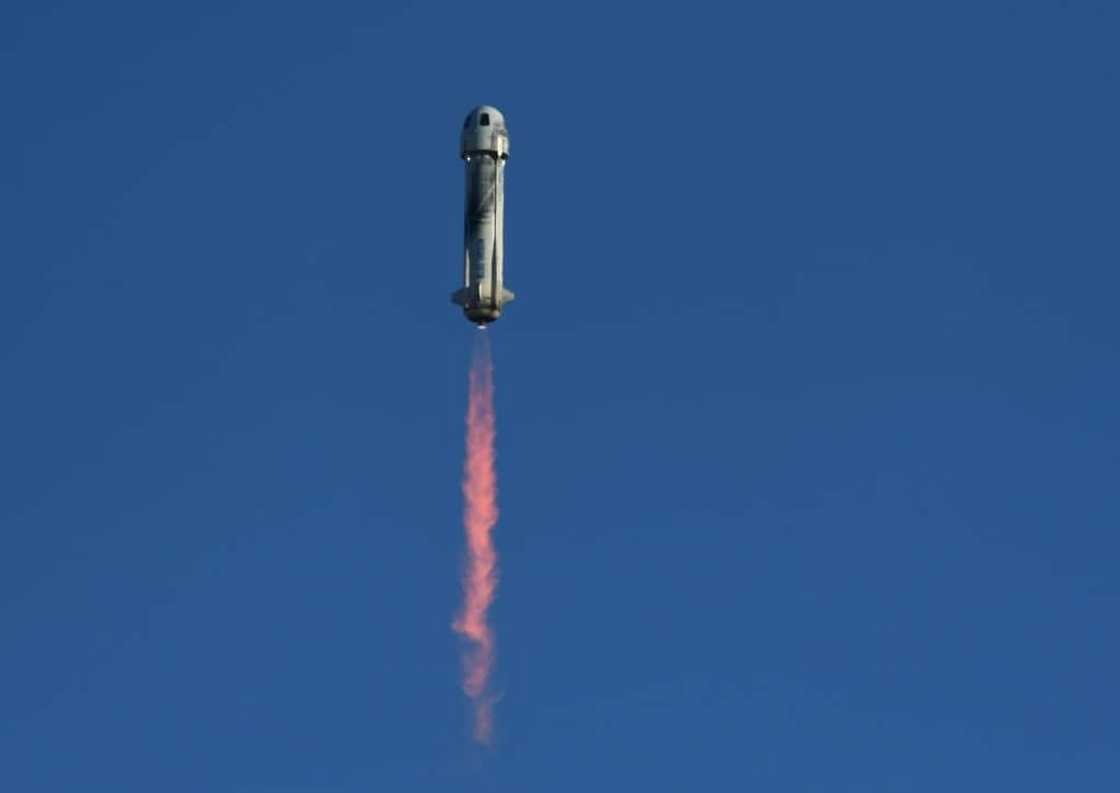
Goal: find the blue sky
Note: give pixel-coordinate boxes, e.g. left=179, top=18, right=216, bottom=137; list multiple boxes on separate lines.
left=2, top=1, right=1117, bottom=789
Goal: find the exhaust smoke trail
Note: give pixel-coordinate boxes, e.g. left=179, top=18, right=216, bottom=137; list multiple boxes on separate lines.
left=453, top=331, right=500, bottom=745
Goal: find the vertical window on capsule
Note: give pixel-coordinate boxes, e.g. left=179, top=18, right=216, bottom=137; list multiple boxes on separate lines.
left=480, top=113, right=490, bottom=126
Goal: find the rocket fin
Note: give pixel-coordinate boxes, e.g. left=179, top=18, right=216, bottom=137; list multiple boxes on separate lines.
left=500, top=288, right=515, bottom=304
left=451, top=287, right=471, bottom=307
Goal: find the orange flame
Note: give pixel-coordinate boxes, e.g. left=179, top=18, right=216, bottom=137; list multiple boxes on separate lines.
left=453, top=332, right=499, bottom=745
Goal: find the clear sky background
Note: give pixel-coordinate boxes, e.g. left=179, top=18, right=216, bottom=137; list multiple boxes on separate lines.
left=2, top=1, right=1117, bottom=790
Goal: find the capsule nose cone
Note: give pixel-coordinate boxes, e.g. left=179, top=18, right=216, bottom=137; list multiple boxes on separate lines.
left=465, top=105, right=506, bottom=127
left=460, top=105, right=510, bottom=159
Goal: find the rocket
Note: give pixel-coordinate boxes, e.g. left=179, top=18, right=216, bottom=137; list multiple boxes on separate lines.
left=452, top=105, right=514, bottom=325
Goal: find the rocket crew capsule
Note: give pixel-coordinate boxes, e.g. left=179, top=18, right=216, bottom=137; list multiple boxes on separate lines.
left=451, top=105, right=514, bottom=325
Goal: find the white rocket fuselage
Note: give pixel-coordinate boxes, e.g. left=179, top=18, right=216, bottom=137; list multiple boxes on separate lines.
left=452, top=105, right=513, bottom=325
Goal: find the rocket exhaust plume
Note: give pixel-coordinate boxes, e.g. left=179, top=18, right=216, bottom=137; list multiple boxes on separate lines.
left=453, top=331, right=500, bottom=745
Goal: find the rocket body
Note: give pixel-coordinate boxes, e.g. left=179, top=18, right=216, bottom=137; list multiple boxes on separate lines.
left=452, top=106, right=514, bottom=325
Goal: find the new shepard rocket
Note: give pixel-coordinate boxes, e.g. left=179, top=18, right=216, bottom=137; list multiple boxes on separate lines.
left=452, top=105, right=514, bottom=325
